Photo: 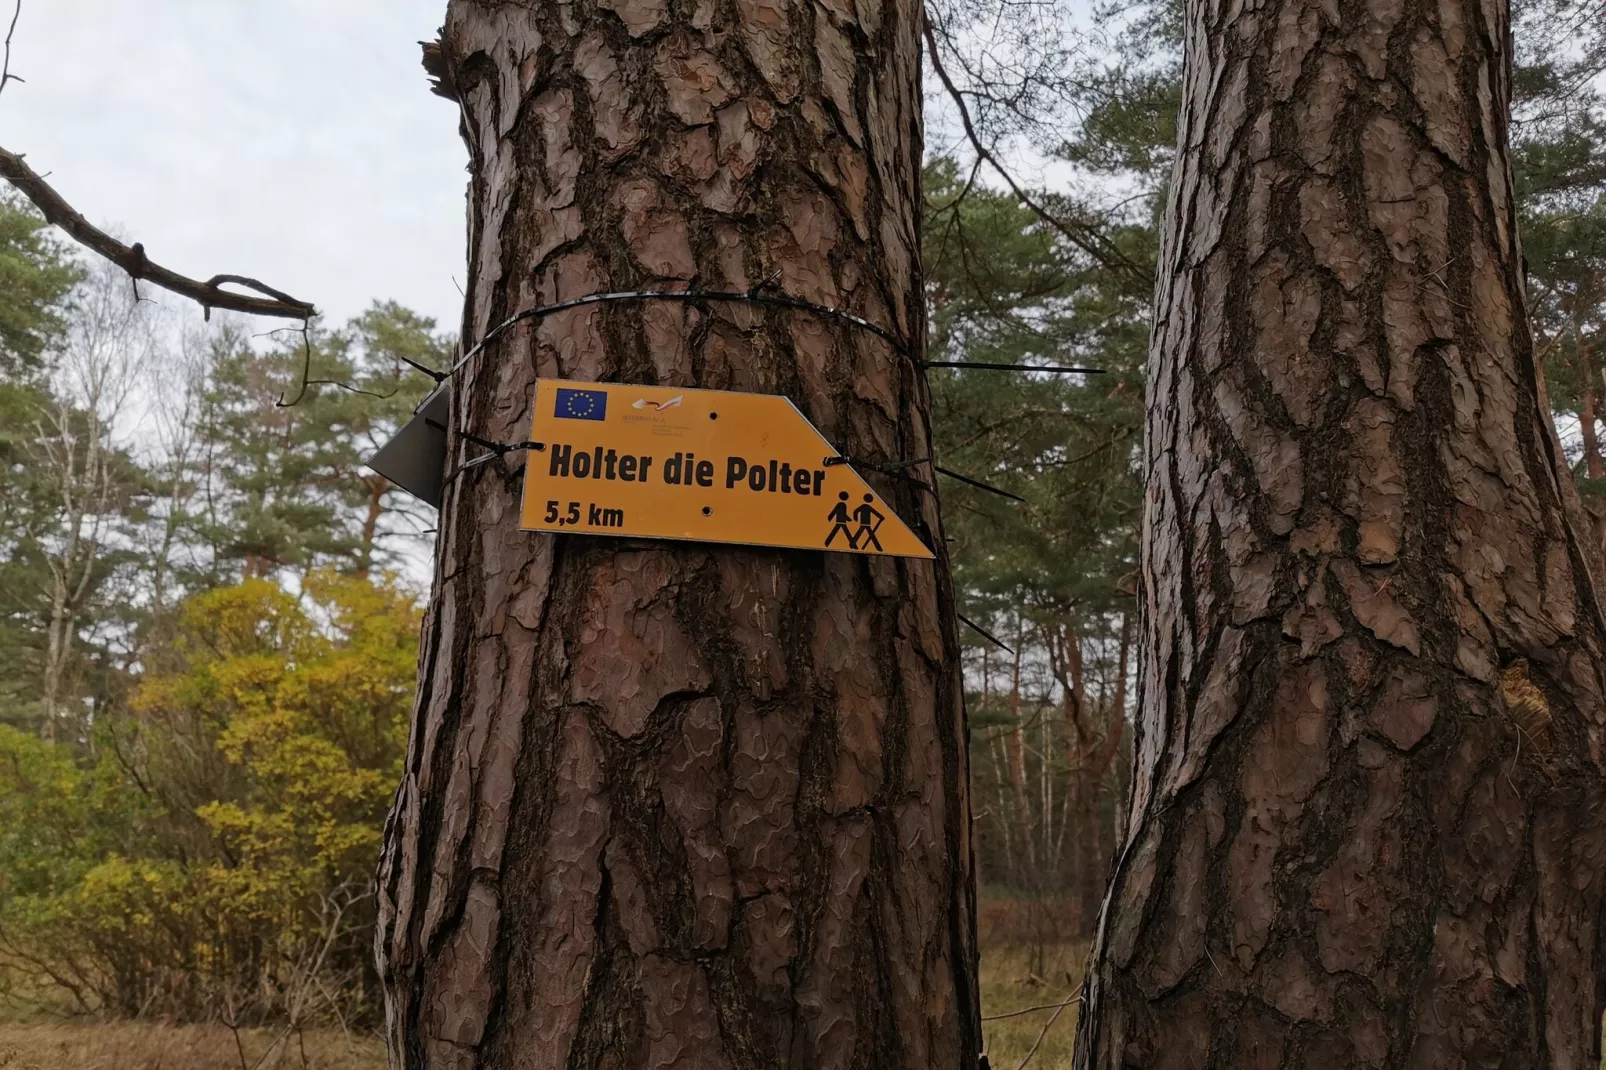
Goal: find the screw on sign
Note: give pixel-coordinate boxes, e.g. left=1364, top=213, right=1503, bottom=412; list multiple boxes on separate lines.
left=518, top=380, right=932, bottom=557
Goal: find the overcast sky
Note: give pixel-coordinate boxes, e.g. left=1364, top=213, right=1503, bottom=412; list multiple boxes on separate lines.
left=0, top=1, right=1045, bottom=339
left=3, top=0, right=469, bottom=330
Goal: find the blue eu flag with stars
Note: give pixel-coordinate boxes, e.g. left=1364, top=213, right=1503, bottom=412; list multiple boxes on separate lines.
left=554, top=388, right=607, bottom=421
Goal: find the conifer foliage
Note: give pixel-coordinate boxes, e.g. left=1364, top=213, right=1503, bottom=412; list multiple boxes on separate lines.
left=0, top=0, right=1602, bottom=1055
left=0, top=189, right=444, bottom=1026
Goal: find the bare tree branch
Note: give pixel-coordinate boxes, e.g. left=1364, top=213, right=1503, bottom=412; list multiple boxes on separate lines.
left=922, top=14, right=1154, bottom=290
left=1014, top=992, right=1080, bottom=1068
left=0, top=145, right=317, bottom=320
left=1, top=0, right=22, bottom=99
left=981, top=991, right=1083, bottom=1021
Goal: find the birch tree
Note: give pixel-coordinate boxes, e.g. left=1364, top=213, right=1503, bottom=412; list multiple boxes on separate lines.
left=30, top=263, right=149, bottom=739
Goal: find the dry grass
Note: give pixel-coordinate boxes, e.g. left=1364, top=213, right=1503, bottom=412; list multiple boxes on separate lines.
left=15, top=922, right=1604, bottom=1070
left=977, top=897, right=1087, bottom=1069
left=0, top=1022, right=385, bottom=1070
left=979, top=940, right=1086, bottom=1070
left=0, top=1002, right=1088, bottom=1070
left=0, top=898, right=1082, bottom=1070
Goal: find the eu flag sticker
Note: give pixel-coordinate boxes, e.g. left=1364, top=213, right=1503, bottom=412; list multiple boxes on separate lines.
left=555, top=387, right=608, bottom=421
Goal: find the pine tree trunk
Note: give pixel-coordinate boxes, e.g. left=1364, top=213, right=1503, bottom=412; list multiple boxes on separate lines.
left=1578, top=344, right=1606, bottom=555
left=1072, top=698, right=1123, bottom=940
left=374, top=4, right=981, bottom=1069
left=358, top=474, right=387, bottom=580
left=1006, top=635, right=1036, bottom=878
left=1056, top=628, right=1098, bottom=937
left=1075, top=0, right=1606, bottom=1063
left=987, top=728, right=1018, bottom=881
left=1090, top=615, right=1131, bottom=937
left=1580, top=373, right=1601, bottom=485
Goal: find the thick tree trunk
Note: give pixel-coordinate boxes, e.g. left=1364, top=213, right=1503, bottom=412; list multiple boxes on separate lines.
left=374, top=4, right=981, bottom=1070
left=1075, top=0, right=1606, bottom=1064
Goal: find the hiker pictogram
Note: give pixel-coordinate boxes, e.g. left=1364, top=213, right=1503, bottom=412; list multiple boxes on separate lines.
left=826, top=492, right=856, bottom=548
left=853, top=494, right=885, bottom=552
left=822, top=492, right=887, bottom=551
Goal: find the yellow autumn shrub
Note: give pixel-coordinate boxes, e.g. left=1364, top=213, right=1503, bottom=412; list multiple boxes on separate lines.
left=0, top=573, right=417, bottom=1023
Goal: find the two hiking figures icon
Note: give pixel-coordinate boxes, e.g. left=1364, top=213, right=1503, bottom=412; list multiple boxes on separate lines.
left=825, top=492, right=886, bottom=552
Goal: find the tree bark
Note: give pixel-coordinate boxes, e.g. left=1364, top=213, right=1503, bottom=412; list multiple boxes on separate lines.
left=1074, top=0, right=1606, bottom=1064
left=1068, top=631, right=1126, bottom=941
left=358, top=473, right=387, bottom=580
left=1579, top=374, right=1601, bottom=484
left=1051, top=624, right=1100, bottom=936
left=1109, top=621, right=1132, bottom=862
left=986, top=727, right=1017, bottom=881
left=1006, top=630, right=1037, bottom=877
left=1577, top=341, right=1606, bottom=555
left=374, top=4, right=981, bottom=1069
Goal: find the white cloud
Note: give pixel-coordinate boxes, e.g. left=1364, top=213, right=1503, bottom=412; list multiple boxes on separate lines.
left=3, top=0, right=468, bottom=330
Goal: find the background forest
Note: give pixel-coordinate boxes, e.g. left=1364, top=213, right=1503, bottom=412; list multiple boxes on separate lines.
left=0, top=0, right=1601, bottom=1065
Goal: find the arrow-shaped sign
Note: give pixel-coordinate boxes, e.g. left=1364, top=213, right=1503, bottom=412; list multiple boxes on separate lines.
left=519, top=380, right=932, bottom=558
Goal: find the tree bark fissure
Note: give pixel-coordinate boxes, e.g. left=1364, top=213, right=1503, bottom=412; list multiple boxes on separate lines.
left=1075, top=0, right=1606, bottom=1064
left=374, top=2, right=981, bottom=1068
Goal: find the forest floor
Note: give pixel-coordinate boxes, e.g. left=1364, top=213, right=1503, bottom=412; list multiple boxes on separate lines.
left=0, top=1022, right=386, bottom=1070
left=0, top=923, right=1085, bottom=1070
left=0, top=991, right=1086, bottom=1070
left=978, top=939, right=1085, bottom=1070
left=4, top=948, right=1604, bottom=1070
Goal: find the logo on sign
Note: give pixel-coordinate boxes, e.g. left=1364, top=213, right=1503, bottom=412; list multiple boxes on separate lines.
left=556, top=388, right=608, bottom=421
left=632, top=395, right=683, bottom=412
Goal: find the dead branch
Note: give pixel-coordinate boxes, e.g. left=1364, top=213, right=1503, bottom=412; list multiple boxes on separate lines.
left=420, top=38, right=458, bottom=101
left=1, top=0, right=22, bottom=98
left=982, top=991, right=1084, bottom=1021
left=0, top=145, right=317, bottom=320
left=1014, top=992, right=1081, bottom=1069
left=266, top=322, right=399, bottom=408
left=922, top=16, right=1154, bottom=291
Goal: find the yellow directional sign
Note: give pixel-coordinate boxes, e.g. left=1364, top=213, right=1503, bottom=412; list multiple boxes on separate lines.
left=518, top=380, right=933, bottom=558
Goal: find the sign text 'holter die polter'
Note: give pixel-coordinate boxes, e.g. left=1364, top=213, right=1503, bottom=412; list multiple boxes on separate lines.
left=518, top=380, right=932, bottom=557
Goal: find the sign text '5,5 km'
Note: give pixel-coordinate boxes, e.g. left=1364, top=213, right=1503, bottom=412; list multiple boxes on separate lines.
left=517, top=380, right=932, bottom=557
